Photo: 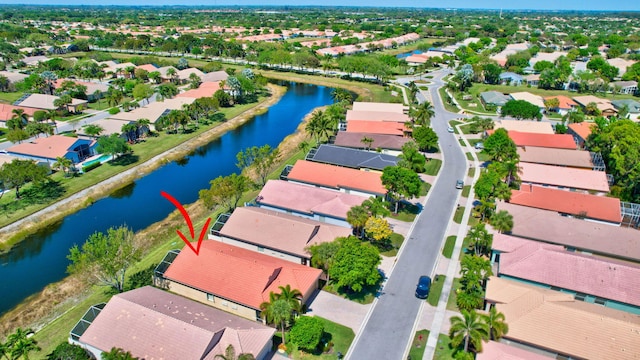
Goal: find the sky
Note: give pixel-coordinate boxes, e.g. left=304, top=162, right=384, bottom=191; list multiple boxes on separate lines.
left=0, top=0, right=638, bottom=11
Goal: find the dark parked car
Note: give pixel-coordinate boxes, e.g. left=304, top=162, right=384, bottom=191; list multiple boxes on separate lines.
left=415, top=275, right=432, bottom=299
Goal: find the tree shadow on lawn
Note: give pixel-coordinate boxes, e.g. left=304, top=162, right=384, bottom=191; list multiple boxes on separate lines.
left=108, top=154, right=139, bottom=166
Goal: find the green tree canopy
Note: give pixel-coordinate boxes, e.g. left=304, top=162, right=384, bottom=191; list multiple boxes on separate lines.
left=235, top=145, right=279, bottom=186
left=449, top=310, right=489, bottom=354
left=500, top=100, right=542, bottom=120
left=198, top=173, right=253, bottom=211
left=97, top=134, right=131, bottom=158
left=412, top=126, right=439, bottom=152
left=381, top=166, right=422, bottom=213
left=328, top=236, right=381, bottom=293
left=0, top=159, right=49, bottom=199
left=288, top=316, right=325, bottom=352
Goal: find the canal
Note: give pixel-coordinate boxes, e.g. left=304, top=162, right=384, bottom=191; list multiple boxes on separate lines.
left=0, top=81, right=334, bottom=315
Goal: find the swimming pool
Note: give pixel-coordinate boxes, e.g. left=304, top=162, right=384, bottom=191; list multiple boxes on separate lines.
left=82, top=154, right=112, bottom=167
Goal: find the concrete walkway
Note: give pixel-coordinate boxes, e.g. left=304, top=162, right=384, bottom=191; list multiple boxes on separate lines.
left=306, top=291, right=371, bottom=332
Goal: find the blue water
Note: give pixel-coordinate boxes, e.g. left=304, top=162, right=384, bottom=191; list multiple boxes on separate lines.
left=396, top=50, right=423, bottom=59
left=82, top=154, right=113, bottom=167
left=0, top=82, right=334, bottom=315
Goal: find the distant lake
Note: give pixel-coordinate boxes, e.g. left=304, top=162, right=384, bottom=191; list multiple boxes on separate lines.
left=0, top=81, right=334, bottom=315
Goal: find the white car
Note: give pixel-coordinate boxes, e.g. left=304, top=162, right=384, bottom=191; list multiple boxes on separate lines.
left=447, top=126, right=455, bottom=133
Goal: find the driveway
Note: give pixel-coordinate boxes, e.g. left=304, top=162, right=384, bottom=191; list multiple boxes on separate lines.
left=346, top=69, right=468, bottom=360
left=306, top=291, right=371, bottom=332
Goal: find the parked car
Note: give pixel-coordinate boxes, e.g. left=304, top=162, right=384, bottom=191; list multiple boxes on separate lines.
left=447, top=126, right=455, bottom=133
left=475, top=142, right=484, bottom=150
left=456, top=180, right=464, bottom=189
left=415, top=275, right=432, bottom=299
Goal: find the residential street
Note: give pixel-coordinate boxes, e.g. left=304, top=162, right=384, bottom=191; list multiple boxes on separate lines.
left=346, top=69, right=468, bottom=360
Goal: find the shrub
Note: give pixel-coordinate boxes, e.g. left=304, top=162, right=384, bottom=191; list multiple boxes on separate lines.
left=82, top=162, right=102, bottom=173
left=47, top=342, right=90, bottom=360
left=108, top=107, right=120, bottom=115
left=289, top=316, right=324, bottom=352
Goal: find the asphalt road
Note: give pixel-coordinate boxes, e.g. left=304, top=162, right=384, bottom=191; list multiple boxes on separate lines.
left=346, top=69, right=467, bottom=360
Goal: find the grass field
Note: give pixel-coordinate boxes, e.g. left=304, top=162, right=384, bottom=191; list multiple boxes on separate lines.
left=0, top=91, right=24, bottom=104
left=424, top=158, right=442, bottom=176
left=442, top=235, right=456, bottom=259
left=427, top=274, right=446, bottom=307
left=286, top=316, right=355, bottom=360
left=433, top=333, right=456, bottom=360
left=409, top=330, right=431, bottom=360
left=438, top=88, right=459, bottom=113
left=461, top=185, right=471, bottom=198
left=453, top=206, right=465, bottom=224
left=446, top=278, right=462, bottom=312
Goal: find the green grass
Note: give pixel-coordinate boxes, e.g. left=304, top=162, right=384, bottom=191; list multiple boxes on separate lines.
left=438, top=88, right=459, bottom=113
left=446, top=278, right=462, bottom=311
left=467, top=167, right=475, bottom=178
left=409, top=330, right=431, bottom=360
left=424, top=158, right=442, bottom=176
left=442, top=235, right=456, bottom=259
left=0, top=91, right=24, bottom=103
left=433, top=333, right=456, bottom=360
left=427, top=274, right=446, bottom=307
left=461, top=185, right=471, bottom=198
left=453, top=206, right=465, bottom=224
left=322, top=283, right=378, bottom=305
left=272, top=316, right=355, bottom=360
left=465, top=152, right=473, bottom=161
left=380, top=232, right=405, bottom=257
left=421, top=181, right=431, bottom=196
left=390, top=201, right=421, bottom=222
left=458, top=138, right=466, bottom=146
left=477, top=152, right=492, bottom=162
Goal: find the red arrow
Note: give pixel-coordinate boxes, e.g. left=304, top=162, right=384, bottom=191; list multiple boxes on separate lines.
left=161, top=191, right=211, bottom=255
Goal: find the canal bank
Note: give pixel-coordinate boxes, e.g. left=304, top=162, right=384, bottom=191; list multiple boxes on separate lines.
left=0, top=82, right=336, bottom=343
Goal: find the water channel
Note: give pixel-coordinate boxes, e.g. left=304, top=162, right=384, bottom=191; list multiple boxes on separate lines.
left=0, top=81, right=334, bottom=315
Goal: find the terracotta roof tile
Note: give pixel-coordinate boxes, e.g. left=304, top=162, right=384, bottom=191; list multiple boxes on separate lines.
left=7, top=135, right=92, bottom=160
left=287, top=160, right=387, bottom=195
left=519, top=162, right=610, bottom=192
left=352, top=102, right=405, bottom=113
left=544, top=95, right=577, bottom=110
left=0, top=104, right=38, bottom=121
left=567, top=122, right=596, bottom=141
left=346, top=120, right=406, bottom=136
left=164, top=241, right=322, bottom=309
left=508, top=131, right=576, bottom=149
left=486, top=277, right=640, bottom=360
left=176, top=81, right=222, bottom=99
left=477, top=341, right=553, bottom=360
left=216, top=207, right=351, bottom=258
left=510, top=185, right=620, bottom=222
left=493, top=120, right=554, bottom=134
left=517, top=147, right=593, bottom=168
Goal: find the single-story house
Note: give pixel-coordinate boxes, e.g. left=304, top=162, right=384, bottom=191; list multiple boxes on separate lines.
left=0, top=104, right=38, bottom=127
left=485, top=276, right=640, bottom=360
left=0, top=70, right=28, bottom=84
left=156, top=241, right=322, bottom=322
left=510, top=184, right=621, bottom=224
left=284, top=159, right=387, bottom=198
left=201, top=70, right=229, bottom=83
left=567, top=122, right=596, bottom=148
left=54, top=79, right=109, bottom=101
left=543, top=95, right=578, bottom=115
left=607, top=58, right=636, bottom=78
left=496, top=202, right=640, bottom=262
left=21, top=55, right=50, bottom=67
left=6, top=135, right=96, bottom=164
left=517, top=147, right=595, bottom=169
left=492, top=120, right=554, bottom=134
left=479, top=91, right=510, bottom=107
left=15, top=93, right=88, bottom=112
left=498, top=131, right=577, bottom=149
left=109, top=97, right=195, bottom=130
left=135, top=63, right=158, bottom=73
left=352, top=101, right=406, bottom=114
left=209, top=206, right=351, bottom=266
left=177, top=67, right=206, bottom=82
left=176, top=81, right=223, bottom=100
left=332, top=132, right=411, bottom=155
left=519, top=162, right=610, bottom=193
left=76, top=118, right=134, bottom=138
left=477, top=341, right=554, bottom=360
left=612, top=99, right=640, bottom=114
left=492, top=236, right=640, bottom=313
left=499, top=72, right=524, bottom=86
left=611, top=80, right=638, bottom=95
left=156, top=66, right=180, bottom=82
left=524, top=74, right=540, bottom=87
left=573, top=95, right=618, bottom=117
left=70, top=286, right=275, bottom=360
left=345, top=110, right=410, bottom=123
left=509, top=92, right=545, bottom=111
left=307, top=144, right=398, bottom=171
left=255, top=180, right=367, bottom=227
left=345, top=120, right=407, bottom=137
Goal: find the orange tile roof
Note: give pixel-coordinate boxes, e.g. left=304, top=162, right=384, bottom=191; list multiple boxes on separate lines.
left=0, top=104, right=37, bottom=121
left=7, top=135, right=89, bottom=160
left=136, top=63, right=158, bottom=72
left=176, top=81, right=222, bottom=99
left=486, top=277, right=640, bottom=360
left=164, top=241, right=322, bottom=309
left=519, top=162, right=610, bottom=192
left=508, top=131, right=576, bottom=149
left=544, top=95, right=577, bottom=109
left=287, top=160, right=387, bottom=195
left=567, top=122, right=596, bottom=141
left=510, top=185, right=621, bottom=223
left=346, top=110, right=410, bottom=122
left=346, top=120, right=406, bottom=136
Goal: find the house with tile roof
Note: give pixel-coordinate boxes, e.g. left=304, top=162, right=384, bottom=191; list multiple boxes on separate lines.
left=519, top=162, right=609, bottom=193
left=479, top=91, right=510, bottom=107
left=516, top=147, right=594, bottom=169
left=492, top=120, right=554, bottom=134
left=510, top=185, right=621, bottom=224
left=492, top=236, right=640, bottom=314
left=352, top=102, right=406, bottom=114
left=255, top=180, right=366, bottom=227
left=201, top=70, right=229, bottom=83
left=509, top=92, right=545, bottom=111
left=345, top=110, right=410, bottom=123
left=0, top=104, right=37, bottom=127
left=284, top=160, right=387, bottom=197
left=209, top=206, right=351, bottom=266
left=332, top=132, right=411, bottom=155
left=567, top=122, right=596, bottom=148
left=110, top=97, right=195, bottom=130
left=496, top=202, right=640, bottom=262
left=70, top=286, right=275, bottom=360
left=0, top=70, right=28, bottom=84
left=573, top=95, right=618, bottom=117
left=611, top=80, right=638, bottom=95
left=135, top=63, right=157, bottom=73
left=176, top=81, right=223, bottom=100
left=157, top=241, right=322, bottom=322
left=345, top=120, right=407, bottom=136
left=485, top=276, right=640, bottom=360
left=76, top=119, right=133, bottom=139
left=501, top=131, right=576, bottom=149
left=7, top=135, right=95, bottom=164
left=306, top=144, right=398, bottom=171
left=499, top=72, right=524, bottom=86
left=477, top=341, right=554, bottom=360
left=543, top=95, right=577, bottom=115
left=15, top=93, right=88, bottom=111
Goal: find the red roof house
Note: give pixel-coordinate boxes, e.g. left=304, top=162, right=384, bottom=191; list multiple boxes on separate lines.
left=508, top=131, right=577, bottom=149
left=286, top=160, right=387, bottom=197
left=519, top=162, right=610, bottom=193
left=346, top=120, right=407, bottom=136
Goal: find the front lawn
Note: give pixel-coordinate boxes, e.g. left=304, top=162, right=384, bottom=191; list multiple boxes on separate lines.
left=321, top=283, right=378, bottom=305
left=277, top=316, right=355, bottom=360
left=446, top=278, right=462, bottom=311
left=433, top=333, right=456, bottom=360
left=438, top=88, right=459, bottom=113
left=0, top=91, right=24, bottom=103
left=424, top=158, right=442, bottom=176
left=409, top=330, right=431, bottom=360
left=427, top=274, right=446, bottom=307
left=379, top=232, right=405, bottom=257
left=461, top=185, right=471, bottom=198
left=442, top=235, right=456, bottom=259
left=453, top=206, right=465, bottom=224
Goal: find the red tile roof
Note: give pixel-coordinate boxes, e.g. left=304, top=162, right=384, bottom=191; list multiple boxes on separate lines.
left=497, top=238, right=640, bottom=307
left=176, top=81, right=222, bottom=99
left=544, top=95, right=577, bottom=110
left=568, top=122, right=596, bottom=141
left=508, top=131, right=576, bottom=149
left=7, top=135, right=89, bottom=160
left=78, top=286, right=274, bottom=360
left=287, top=160, right=387, bottom=195
left=136, top=63, right=158, bottom=72
left=519, top=162, right=610, bottom=192
left=510, top=185, right=621, bottom=223
left=346, top=120, right=406, bottom=136
left=164, top=241, right=322, bottom=309
left=0, top=104, right=37, bottom=121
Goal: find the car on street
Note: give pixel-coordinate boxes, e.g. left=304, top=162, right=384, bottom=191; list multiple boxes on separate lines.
left=456, top=180, right=464, bottom=189
left=447, top=126, right=455, bottom=133
left=415, top=275, right=431, bottom=299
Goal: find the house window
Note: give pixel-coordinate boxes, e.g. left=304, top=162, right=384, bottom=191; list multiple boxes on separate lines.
left=231, top=304, right=238, bottom=310
left=575, top=292, right=587, bottom=301
left=206, top=293, right=214, bottom=302
left=594, top=297, right=607, bottom=305
left=258, top=246, right=264, bottom=252
left=301, top=258, right=308, bottom=265
left=222, top=301, right=228, bottom=307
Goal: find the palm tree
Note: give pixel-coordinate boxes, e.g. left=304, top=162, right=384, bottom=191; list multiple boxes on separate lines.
left=101, top=347, right=138, bottom=360
left=465, top=223, right=492, bottom=257
left=490, top=210, right=514, bottom=233
left=260, top=296, right=293, bottom=345
left=362, top=197, right=390, bottom=218
left=11, top=108, right=28, bottom=125
left=83, top=124, right=104, bottom=139
left=136, top=118, right=151, bottom=138
left=46, top=109, right=58, bottom=134
left=276, top=285, right=303, bottom=315
left=482, top=306, right=509, bottom=341
left=474, top=198, right=495, bottom=222
left=53, top=156, right=73, bottom=177
left=6, top=328, right=40, bottom=360
left=347, top=205, right=369, bottom=238
left=121, top=123, right=138, bottom=143
left=306, top=110, right=325, bottom=144
left=410, top=101, right=435, bottom=126
left=214, top=344, right=255, bottom=360
left=361, top=136, right=374, bottom=150
left=449, top=310, right=489, bottom=354
left=166, top=67, right=177, bottom=84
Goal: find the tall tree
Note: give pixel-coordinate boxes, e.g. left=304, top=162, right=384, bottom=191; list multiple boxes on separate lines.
left=449, top=310, right=489, bottom=353
left=398, top=141, right=426, bottom=173
left=0, top=159, right=49, bottom=199
left=490, top=210, right=514, bottom=233
left=306, top=241, right=340, bottom=283
left=5, top=327, right=40, bottom=360
left=412, top=126, right=439, bottom=152
left=97, top=134, right=131, bottom=159
left=410, top=101, right=435, bottom=126
left=346, top=205, right=369, bottom=238
left=260, top=296, right=293, bottom=345
left=52, top=156, right=73, bottom=178
left=329, top=236, right=381, bottom=293
left=67, top=225, right=142, bottom=293
left=381, top=166, right=422, bottom=213
left=482, top=306, right=509, bottom=341
left=465, top=223, right=493, bottom=257
left=214, top=345, right=255, bottom=360
left=83, top=124, right=104, bottom=139
left=235, top=145, right=279, bottom=186
left=482, top=128, right=518, bottom=163
left=199, top=174, right=253, bottom=211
